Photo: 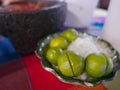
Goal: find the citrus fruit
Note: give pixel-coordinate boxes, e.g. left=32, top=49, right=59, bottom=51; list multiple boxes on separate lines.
left=50, top=36, right=68, bottom=49
left=61, top=29, right=78, bottom=42
left=46, top=48, right=63, bottom=65
left=58, top=51, right=84, bottom=77
left=85, top=53, right=107, bottom=78
left=104, top=55, right=113, bottom=76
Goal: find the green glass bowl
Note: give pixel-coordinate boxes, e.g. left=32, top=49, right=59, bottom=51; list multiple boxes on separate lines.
left=35, top=32, right=120, bottom=87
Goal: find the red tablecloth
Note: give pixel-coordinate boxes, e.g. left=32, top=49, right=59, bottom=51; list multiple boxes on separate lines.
left=0, top=54, right=107, bottom=90
left=21, top=54, right=107, bottom=90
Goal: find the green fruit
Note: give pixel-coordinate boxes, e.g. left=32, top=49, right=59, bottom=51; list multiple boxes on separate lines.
left=104, top=55, right=113, bottom=76
left=58, top=52, right=73, bottom=76
left=58, top=51, right=84, bottom=77
left=61, top=29, right=78, bottom=42
left=86, top=53, right=107, bottom=78
left=50, top=36, right=68, bottom=49
left=67, top=51, right=84, bottom=76
left=46, top=48, right=63, bottom=65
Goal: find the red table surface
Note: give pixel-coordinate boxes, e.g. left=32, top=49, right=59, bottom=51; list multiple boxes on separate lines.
left=22, top=54, right=107, bottom=90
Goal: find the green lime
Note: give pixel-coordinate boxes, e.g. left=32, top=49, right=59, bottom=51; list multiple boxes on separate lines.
left=50, top=36, right=68, bottom=49
left=104, top=55, right=113, bottom=76
left=67, top=51, right=84, bottom=76
left=86, top=53, right=107, bottom=78
left=58, top=51, right=73, bottom=77
left=61, top=29, right=78, bottom=42
left=46, top=48, right=63, bottom=65
left=58, top=51, right=84, bottom=77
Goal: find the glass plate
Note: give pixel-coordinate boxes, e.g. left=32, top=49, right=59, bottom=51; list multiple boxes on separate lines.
left=35, top=31, right=120, bottom=87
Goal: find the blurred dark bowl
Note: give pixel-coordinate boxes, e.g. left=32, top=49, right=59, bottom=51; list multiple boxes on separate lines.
left=0, top=0, right=67, bottom=56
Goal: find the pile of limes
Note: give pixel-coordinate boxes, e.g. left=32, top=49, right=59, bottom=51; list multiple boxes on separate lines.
left=46, top=29, right=113, bottom=78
